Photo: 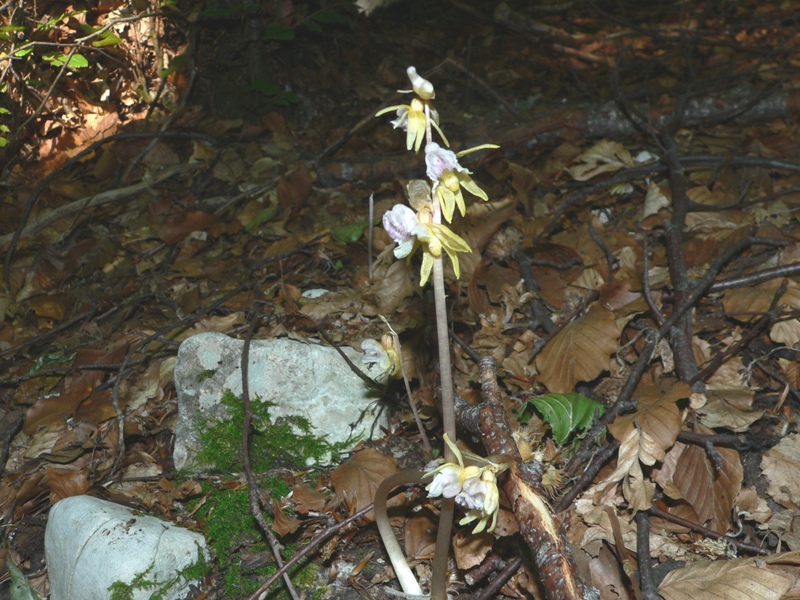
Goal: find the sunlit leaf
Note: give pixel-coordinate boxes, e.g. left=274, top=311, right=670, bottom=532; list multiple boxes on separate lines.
left=518, top=392, right=605, bottom=446
left=43, top=52, right=89, bottom=69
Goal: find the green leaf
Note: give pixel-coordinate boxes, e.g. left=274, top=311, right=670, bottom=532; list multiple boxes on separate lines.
left=250, top=79, right=280, bottom=96
left=304, top=20, right=322, bottom=33
left=0, top=137, right=8, bottom=148
left=12, top=48, right=33, bottom=58
left=25, top=352, right=74, bottom=376
left=160, top=53, right=191, bottom=78
left=518, top=392, right=605, bottom=446
left=332, top=222, right=368, bottom=244
left=92, top=31, right=122, bottom=48
left=263, top=25, right=295, bottom=41
left=8, top=560, right=42, bottom=600
left=43, top=52, right=89, bottom=69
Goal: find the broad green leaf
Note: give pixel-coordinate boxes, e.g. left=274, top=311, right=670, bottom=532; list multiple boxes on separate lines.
left=92, top=31, right=122, bottom=47
left=332, top=222, right=368, bottom=244
left=518, top=392, right=605, bottom=446
left=263, top=25, right=295, bottom=41
left=12, top=48, right=33, bottom=58
left=304, top=20, right=323, bottom=33
left=8, top=560, right=42, bottom=600
left=43, top=52, right=89, bottom=69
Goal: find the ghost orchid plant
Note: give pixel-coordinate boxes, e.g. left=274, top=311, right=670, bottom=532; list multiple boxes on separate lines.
left=372, top=66, right=498, bottom=599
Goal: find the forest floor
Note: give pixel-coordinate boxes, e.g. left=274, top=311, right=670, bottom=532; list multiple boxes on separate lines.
left=2, top=0, right=800, bottom=598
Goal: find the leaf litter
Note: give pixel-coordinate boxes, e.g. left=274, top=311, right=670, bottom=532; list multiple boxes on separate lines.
left=1, top=0, right=800, bottom=598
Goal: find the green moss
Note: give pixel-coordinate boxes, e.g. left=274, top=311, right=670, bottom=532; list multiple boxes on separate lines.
left=196, top=368, right=217, bottom=383
left=108, top=546, right=209, bottom=600
left=187, top=390, right=342, bottom=599
left=195, top=389, right=348, bottom=473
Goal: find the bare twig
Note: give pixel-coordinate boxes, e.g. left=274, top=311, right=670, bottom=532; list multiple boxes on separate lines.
left=635, top=511, right=659, bottom=600
left=241, top=285, right=299, bottom=600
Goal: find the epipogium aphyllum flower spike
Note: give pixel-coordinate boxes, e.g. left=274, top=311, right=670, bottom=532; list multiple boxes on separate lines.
left=375, top=66, right=449, bottom=153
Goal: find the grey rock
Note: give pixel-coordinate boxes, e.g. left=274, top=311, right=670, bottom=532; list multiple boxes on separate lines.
left=46, top=495, right=208, bottom=600
left=173, top=332, right=386, bottom=473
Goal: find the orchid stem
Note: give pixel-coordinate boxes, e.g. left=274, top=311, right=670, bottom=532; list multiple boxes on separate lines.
left=430, top=254, right=455, bottom=600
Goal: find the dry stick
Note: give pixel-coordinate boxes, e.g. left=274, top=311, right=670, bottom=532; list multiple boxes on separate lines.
left=555, top=439, right=620, bottom=513
left=709, top=263, right=800, bottom=292
left=241, top=286, right=299, bottom=600
left=456, top=357, right=600, bottom=599
left=641, top=232, right=665, bottom=326
left=635, top=511, right=659, bottom=600
left=476, top=557, right=524, bottom=600
left=0, top=305, right=97, bottom=359
left=246, top=503, right=377, bottom=600
left=648, top=506, right=769, bottom=556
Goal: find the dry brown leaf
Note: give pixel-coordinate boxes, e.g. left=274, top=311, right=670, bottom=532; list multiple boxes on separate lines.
left=23, top=343, right=130, bottom=434
left=696, top=386, right=762, bottom=432
left=658, top=554, right=794, bottom=600
left=566, top=140, right=635, bottom=181
left=589, top=542, right=633, bottom=600
left=158, top=210, right=218, bottom=245
left=607, top=379, right=687, bottom=464
left=672, top=422, right=742, bottom=533
left=293, top=482, right=327, bottom=514
left=404, top=510, right=438, bottom=561
left=277, top=162, right=313, bottom=217
left=536, top=303, right=620, bottom=393
left=330, top=448, right=399, bottom=520
left=723, top=280, right=800, bottom=347
left=271, top=498, right=302, bottom=537
left=47, top=463, right=90, bottom=504
left=452, top=530, right=494, bottom=570
left=761, top=434, right=800, bottom=508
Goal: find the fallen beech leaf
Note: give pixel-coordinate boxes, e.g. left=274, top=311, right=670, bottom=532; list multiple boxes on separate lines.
left=452, top=529, right=494, bottom=570
left=158, top=210, right=218, bottom=245
left=293, top=482, right=327, bottom=514
left=761, top=434, right=800, bottom=508
left=404, top=509, right=438, bottom=561
left=330, top=448, right=399, bottom=520
left=607, top=379, right=687, bottom=464
left=566, top=140, right=635, bottom=181
left=271, top=499, right=302, bottom=537
left=672, top=422, right=742, bottom=533
left=659, top=553, right=794, bottom=600
left=47, top=464, right=90, bottom=503
left=696, top=386, right=762, bottom=432
left=277, top=162, right=312, bottom=217
left=536, top=303, right=620, bottom=393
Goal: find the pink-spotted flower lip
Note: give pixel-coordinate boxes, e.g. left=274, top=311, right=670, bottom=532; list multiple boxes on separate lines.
left=382, top=204, right=419, bottom=258
left=361, top=339, right=391, bottom=373
left=425, top=463, right=463, bottom=498
left=425, top=142, right=465, bottom=182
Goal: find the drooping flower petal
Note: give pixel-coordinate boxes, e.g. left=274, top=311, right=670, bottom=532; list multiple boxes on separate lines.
left=383, top=204, right=418, bottom=245
left=361, top=339, right=391, bottom=374
left=425, top=142, right=460, bottom=181
left=426, top=464, right=463, bottom=498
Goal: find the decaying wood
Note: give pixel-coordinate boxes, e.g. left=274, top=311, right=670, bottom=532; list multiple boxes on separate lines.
left=456, top=357, right=600, bottom=600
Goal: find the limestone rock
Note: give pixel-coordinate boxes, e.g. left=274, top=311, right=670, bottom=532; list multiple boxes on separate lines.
left=173, top=332, right=386, bottom=473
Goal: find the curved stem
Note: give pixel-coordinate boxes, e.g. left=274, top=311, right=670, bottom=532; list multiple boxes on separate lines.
left=375, top=471, right=426, bottom=596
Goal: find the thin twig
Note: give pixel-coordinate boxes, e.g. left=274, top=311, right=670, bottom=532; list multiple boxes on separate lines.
left=635, top=511, right=659, bottom=600
left=241, top=285, right=299, bottom=600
